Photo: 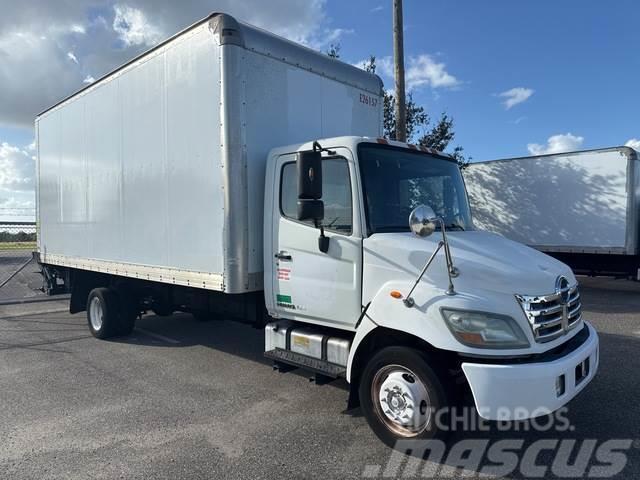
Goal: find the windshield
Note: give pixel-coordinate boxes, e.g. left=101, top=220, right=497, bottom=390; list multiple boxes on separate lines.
left=358, top=144, right=473, bottom=234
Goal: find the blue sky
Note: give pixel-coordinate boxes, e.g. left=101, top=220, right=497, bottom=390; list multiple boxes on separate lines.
left=1, top=0, right=639, bottom=218
left=330, top=0, right=640, bottom=160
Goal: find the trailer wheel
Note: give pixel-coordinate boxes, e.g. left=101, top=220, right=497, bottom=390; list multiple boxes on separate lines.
left=359, top=346, right=448, bottom=448
left=87, top=288, right=136, bottom=339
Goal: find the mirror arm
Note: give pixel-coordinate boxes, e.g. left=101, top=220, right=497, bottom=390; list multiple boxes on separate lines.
left=437, top=219, right=459, bottom=278
left=404, top=219, right=458, bottom=307
left=315, top=220, right=330, bottom=253
left=436, top=218, right=457, bottom=296
left=313, top=141, right=336, bottom=156
left=403, top=241, right=445, bottom=307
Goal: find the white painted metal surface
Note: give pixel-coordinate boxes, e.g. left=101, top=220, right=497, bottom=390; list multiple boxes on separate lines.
left=464, top=147, right=638, bottom=254
left=352, top=230, right=581, bottom=358
left=36, top=14, right=383, bottom=293
left=265, top=140, right=366, bottom=329
left=462, top=323, right=599, bottom=420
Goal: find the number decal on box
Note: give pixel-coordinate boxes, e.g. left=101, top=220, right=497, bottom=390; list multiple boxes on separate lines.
left=359, top=93, right=378, bottom=107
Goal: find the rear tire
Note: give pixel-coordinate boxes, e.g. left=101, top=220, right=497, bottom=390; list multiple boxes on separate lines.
left=358, top=346, right=448, bottom=449
left=87, top=287, right=136, bottom=339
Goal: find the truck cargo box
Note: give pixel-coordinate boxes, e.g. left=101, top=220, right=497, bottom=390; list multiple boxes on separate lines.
left=464, top=147, right=640, bottom=276
left=36, top=13, right=383, bottom=294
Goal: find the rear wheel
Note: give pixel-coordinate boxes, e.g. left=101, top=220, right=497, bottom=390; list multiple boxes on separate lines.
left=359, top=346, right=448, bottom=448
left=87, top=287, right=136, bottom=339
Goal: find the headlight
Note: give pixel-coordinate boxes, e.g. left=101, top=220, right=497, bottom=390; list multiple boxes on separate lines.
left=441, top=308, right=530, bottom=349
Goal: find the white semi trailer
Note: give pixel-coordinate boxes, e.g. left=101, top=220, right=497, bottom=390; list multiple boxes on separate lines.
left=36, top=13, right=598, bottom=447
left=464, top=147, right=640, bottom=278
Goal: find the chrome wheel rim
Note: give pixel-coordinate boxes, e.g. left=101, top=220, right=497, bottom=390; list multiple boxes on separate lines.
left=89, top=296, right=104, bottom=331
left=371, top=365, right=432, bottom=437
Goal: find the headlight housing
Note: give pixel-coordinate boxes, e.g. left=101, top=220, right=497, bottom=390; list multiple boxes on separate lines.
left=441, top=308, right=530, bottom=349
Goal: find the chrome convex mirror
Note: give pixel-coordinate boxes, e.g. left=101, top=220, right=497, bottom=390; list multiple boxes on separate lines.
left=404, top=205, right=458, bottom=306
left=409, top=205, right=438, bottom=237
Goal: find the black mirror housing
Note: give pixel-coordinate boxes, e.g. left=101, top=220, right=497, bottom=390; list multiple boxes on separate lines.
left=297, top=199, right=324, bottom=222
left=296, top=145, right=329, bottom=254
left=297, top=150, right=322, bottom=200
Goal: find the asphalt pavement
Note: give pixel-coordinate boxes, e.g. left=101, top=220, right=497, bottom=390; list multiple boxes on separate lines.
left=0, top=250, right=43, bottom=302
left=0, top=276, right=639, bottom=479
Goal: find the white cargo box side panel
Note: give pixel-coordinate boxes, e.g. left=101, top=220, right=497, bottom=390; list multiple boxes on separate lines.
left=37, top=23, right=226, bottom=289
left=240, top=48, right=383, bottom=275
left=465, top=149, right=631, bottom=252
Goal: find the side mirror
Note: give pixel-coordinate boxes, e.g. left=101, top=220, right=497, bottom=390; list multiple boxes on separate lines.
left=297, top=150, right=324, bottom=223
left=296, top=147, right=329, bottom=253
left=409, top=205, right=438, bottom=237
left=297, top=150, right=322, bottom=201
left=297, top=199, right=324, bottom=222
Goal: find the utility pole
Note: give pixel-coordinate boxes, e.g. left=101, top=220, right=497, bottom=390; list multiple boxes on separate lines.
left=393, top=0, right=407, bottom=142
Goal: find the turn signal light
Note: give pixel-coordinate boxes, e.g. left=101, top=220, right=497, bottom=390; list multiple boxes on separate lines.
left=390, top=290, right=403, bottom=299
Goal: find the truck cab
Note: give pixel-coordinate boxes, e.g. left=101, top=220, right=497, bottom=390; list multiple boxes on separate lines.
left=263, top=136, right=599, bottom=446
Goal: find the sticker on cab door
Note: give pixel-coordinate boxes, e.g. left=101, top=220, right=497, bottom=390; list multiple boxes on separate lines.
left=277, top=294, right=295, bottom=310
left=277, top=267, right=291, bottom=281
left=276, top=294, right=306, bottom=311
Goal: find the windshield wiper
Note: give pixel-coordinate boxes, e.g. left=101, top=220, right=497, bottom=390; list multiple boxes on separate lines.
left=443, top=223, right=465, bottom=231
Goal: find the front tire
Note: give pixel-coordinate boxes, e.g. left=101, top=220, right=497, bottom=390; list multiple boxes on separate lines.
left=87, top=287, right=136, bottom=339
left=359, top=346, right=448, bottom=448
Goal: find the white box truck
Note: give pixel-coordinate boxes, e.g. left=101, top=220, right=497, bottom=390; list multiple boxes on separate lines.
left=464, top=147, right=640, bottom=278
left=36, top=13, right=599, bottom=447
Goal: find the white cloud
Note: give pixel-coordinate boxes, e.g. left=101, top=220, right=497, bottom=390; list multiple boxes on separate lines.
left=371, top=5, right=384, bottom=13
left=625, top=139, right=640, bottom=151
left=0, top=196, right=35, bottom=210
left=527, top=133, right=584, bottom=155
left=406, top=54, right=460, bottom=90
left=0, top=1, right=335, bottom=129
left=498, top=87, right=534, bottom=109
left=320, top=28, right=353, bottom=47
left=67, top=51, right=78, bottom=64
left=113, top=4, right=162, bottom=47
left=83, top=75, right=96, bottom=84
left=358, top=54, right=460, bottom=90
left=0, top=142, right=35, bottom=191
left=304, top=27, right=354, bottom=51
left=0, top=30, right=84, bottom=127
left=369, top=56, right=393, bottom=77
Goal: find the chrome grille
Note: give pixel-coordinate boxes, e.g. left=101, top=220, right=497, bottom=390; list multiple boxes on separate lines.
left=516, top=284, right=582, bottom=343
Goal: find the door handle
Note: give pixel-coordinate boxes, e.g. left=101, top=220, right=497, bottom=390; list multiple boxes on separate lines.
left=275, top=251, right=292, bottom=261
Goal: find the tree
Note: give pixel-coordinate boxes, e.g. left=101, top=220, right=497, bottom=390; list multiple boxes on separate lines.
left=326, top=43, right=341, bottom=59
left=362, top=56, right=469, bottom=167
left=382, top=91, right=427, bottom=142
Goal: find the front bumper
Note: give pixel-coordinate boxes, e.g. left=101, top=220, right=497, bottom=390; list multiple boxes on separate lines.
left=462, top=322, right=599, bottom=420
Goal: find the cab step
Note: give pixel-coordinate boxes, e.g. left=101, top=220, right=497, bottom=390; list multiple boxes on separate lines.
left=264, top=348, right=346, bottom=379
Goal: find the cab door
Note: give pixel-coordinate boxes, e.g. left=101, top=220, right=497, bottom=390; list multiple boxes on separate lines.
left=270, top=149, right=362, bottom=329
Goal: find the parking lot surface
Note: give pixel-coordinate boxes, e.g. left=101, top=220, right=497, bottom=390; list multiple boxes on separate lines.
left=0, top=250, right=43, bottom=302
left=1, top=276, right=639, bottom=479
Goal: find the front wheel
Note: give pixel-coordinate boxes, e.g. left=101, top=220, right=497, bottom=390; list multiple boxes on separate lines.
left=359, top=346, right=448, bottom=448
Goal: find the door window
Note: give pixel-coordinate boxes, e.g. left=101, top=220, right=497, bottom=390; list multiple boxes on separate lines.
left=280, top=158, right=352, bottom=235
